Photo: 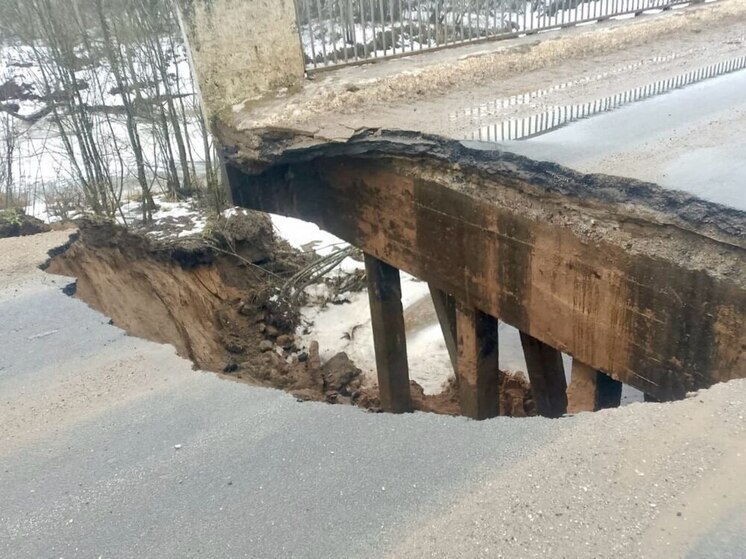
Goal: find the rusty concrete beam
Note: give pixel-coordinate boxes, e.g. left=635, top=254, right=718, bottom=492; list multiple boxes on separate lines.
left=224, top=130, right=746, bottom=402
left=364, top=254, right=412, bottom=413
left=456, top=304, right=501, bottom=420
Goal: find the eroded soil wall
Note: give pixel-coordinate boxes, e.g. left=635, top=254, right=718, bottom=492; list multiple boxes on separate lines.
left=45, top=218, right=535, bottom=417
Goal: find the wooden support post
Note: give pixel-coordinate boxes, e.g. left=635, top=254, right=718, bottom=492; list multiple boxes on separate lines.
left=519, top=332, right=567, bottom=418
left=596, top=370, right=623, bottom=410
left=567, top=360, right=622, bottom=413
left=364, top=254, right=412, bottom=413
left=456, top=304, right=500, bottom=420
left=429, top=285, right=458, bottom=372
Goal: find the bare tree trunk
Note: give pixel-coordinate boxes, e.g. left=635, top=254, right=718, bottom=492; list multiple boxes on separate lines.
left=1, top=113, right=17, bottom=207
left=94, top=0, right=151, bottom=222
left=151, top=33, right=192, bottom=195
left=169, top=33, right=198, bottom=182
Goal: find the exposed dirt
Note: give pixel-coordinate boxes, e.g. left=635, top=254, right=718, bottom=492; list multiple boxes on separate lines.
left=44, top=214, right=535, bottom=417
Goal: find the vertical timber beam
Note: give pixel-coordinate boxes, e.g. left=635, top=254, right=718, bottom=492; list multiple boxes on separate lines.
left=567, top=360, right=623, bottom=413
left=596, top=370, right=624, bottom=410
left=456, top=305, right=500, bottom=420
left=429, top=285, right=458, bottom=372
left=520, top=332, right=568, bottom=418
left=364, top=254, right=412, bottom=413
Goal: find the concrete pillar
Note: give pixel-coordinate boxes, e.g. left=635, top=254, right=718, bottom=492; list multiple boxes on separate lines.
left=429, top=285, right=458, bottom=373
left=567, top=360, right=622, bottom=413
left=596, top=371, right=624, bottom=410
left=364, top=254, right=412, bottom=413
left=176, top=0, right=305, bottom=122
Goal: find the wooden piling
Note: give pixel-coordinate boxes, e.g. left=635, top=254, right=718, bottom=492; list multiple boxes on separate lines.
left=456, top=305, right=500, bottom=420
left=568, top=360, right=622, bottom=413
left=364, top=254, right=412, bottom=413
left=520, top=332, right=567, bottom=418
left=429, top=285, right=458, bottom=372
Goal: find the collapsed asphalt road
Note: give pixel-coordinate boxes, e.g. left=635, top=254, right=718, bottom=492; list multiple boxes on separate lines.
left=1, top=231, right=744, bottom=558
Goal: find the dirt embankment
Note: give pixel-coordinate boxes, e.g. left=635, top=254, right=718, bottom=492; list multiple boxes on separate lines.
left=45, top=215, right=534, bottom=417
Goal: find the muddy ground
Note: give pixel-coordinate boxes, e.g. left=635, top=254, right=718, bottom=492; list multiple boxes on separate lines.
left=45, top=213, right=535, bottom=417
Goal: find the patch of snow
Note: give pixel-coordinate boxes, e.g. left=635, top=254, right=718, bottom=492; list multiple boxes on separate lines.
left=152, top=200, right=200, bottom=220
left=270, top=214, right=349, bottom=257
left=222, top=207, right=242, bottom=219
left=295, top=273, right=453, bottom=394
left=271, top=210, right=454, bottom=393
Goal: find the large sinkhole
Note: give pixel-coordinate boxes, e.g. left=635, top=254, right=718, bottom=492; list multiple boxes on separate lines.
left=218, top=131, right=746, bottom=416
left=42, top=211, right=656, bottom=420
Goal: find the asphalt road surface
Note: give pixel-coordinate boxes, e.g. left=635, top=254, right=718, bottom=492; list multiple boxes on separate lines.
left=0, top=230, right=744, bottom=559
left=2, top=7, right=746, bottom=554
left=503, top=67, right=746, bottom=211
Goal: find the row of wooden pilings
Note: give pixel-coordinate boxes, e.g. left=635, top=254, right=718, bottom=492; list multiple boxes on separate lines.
left=364, top=254, right=624, bottom=419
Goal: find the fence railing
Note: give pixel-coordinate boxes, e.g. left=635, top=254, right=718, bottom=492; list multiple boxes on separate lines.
left=465, top=55, right=746, bottom=142
left=295, top=0, right=696, bottom=71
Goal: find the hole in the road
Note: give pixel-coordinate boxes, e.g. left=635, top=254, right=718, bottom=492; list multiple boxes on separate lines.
left=43, top=216, right=538, bottom=418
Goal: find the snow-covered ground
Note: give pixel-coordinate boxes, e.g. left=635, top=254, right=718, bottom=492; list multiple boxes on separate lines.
left=272, top=214, right=450, bottom=394
left=0, top=40, right=195, bottom=118
left=122, top=196, right=209, bottom=238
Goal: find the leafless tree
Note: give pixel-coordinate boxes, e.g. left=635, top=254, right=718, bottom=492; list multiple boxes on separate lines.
left=0, top=110, right=19, bottom=207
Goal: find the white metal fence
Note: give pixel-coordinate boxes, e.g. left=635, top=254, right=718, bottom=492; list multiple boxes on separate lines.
left=295, top=0, right=698, bottom=71
left=465, top=55, right=746, bottom=142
